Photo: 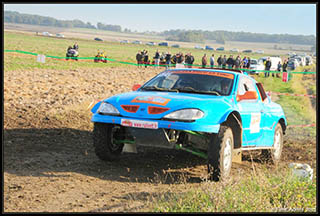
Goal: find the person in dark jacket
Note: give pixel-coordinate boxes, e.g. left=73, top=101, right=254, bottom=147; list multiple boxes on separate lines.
left=189, top=53, right=195, bottom=68
left=282, top=59, right=288, bottom=72
left=234, top=56, right=241, bottom=69
left=226, top=55, right=234, bottom=69
left=154, top=49, right=160, bottom=68
left=265, top=58, right=272, bottom=77
left=185, top=53, right=191, bottom=68
left=136, top=51, right=143, bottom=67
left=221, top=55, right=227, bottom=69
left=246, top=57, right=251, bottom=69
left=275, top=61, right=282, bottom=77
left=217, top=55, right=222, bottom=68
left=165, top=52, right=171, bottom=69
left=73, top=42, right=79, bottom=50
left=143, top=50, right=149, bottom=68
left=202, top=54, right=207, bottom=68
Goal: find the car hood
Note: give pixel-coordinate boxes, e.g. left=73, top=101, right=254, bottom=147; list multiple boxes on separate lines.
left=92, top=91, right=234, bottom=120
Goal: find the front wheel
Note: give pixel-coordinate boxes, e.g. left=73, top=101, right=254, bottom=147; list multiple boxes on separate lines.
left=207, top=126, right=234, bottom=181
left=93, top=123, right=124, bottom=161
left=261, top=123, right=283, bottom=164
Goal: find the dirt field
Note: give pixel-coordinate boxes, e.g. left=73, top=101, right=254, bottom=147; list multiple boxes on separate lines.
left=3, top=66, right=316, bottom=212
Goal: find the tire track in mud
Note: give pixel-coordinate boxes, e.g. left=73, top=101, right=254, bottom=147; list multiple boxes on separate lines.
left=3, top=67, right=316, bottom=212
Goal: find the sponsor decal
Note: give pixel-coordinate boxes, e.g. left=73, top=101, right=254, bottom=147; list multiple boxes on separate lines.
left=250, top=113, right=261, bottom=133
left=121, top=119, right=158, bottom=129
left=172, top=71, right=234, bottom=79
left=131, top=96, right=171, bottom=106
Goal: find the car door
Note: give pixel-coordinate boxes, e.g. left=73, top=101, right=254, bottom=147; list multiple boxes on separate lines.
left=236, top=76, right=264, bottom=147
left=256, top=82, right=277, bottom=147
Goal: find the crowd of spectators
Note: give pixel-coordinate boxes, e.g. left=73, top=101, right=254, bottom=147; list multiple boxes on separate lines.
left=135, top=49, right=291, bottom=79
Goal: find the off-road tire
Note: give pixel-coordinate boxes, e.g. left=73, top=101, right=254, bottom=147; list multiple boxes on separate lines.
left=207, top=126, right=234, bottom=181
left=261, top=123, right=283, bottom=164
left=93, top=123, right=124, bottom=161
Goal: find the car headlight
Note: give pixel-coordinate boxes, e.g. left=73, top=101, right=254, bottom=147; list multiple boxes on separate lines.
left=163, top=109, right=204, bottom=121
left=97, top=102, right=120, bottom=115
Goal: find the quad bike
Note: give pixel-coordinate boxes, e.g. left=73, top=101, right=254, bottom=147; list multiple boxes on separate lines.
left=66, top=49, right=79, bottom=61
left=94, top=52, right=107, bottom=63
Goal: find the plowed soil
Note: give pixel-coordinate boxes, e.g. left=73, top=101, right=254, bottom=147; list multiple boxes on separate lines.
left=3, top=67, right=316, bottom=212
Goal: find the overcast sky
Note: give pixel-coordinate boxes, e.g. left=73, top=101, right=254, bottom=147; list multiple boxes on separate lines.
left=4, top=3, right=317, bottom=36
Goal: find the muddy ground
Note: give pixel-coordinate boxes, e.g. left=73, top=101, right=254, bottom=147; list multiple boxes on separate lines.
left=3, top=66, right=316, bottom=212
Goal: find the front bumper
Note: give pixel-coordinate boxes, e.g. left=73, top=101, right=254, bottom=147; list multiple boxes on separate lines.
left=91, top=114, right=220, bottom=133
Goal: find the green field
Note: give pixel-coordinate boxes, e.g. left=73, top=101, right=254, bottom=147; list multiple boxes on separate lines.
left=4, top=31, right=289, bottom=71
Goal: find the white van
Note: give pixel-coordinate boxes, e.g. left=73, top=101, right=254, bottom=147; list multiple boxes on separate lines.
left=256, top=56, right=282, bottom=72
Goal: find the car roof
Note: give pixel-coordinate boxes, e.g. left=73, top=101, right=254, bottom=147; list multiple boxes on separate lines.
left=166, top=68, right=246, bottom=76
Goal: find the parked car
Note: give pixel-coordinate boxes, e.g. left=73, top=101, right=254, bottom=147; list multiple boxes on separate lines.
left=216, top=47, right=225, bottom=51
left=230, top=48, right=239, bottom=52
left=90, top=68, right=287, bottom=182
left=132, top=40, right=142, bottom=44
left=255, top=50, right=264, bottom=54
left=94, top=37, right=103, bottom=41
left=56, top=33, right=64, bottom=38
left=195, top=45, right=204, bottom=50
left=120, top=40, right=129, bottom=44
left=42, top=32, right=52, bottom=36
left=242, top=49, right=252, bottom=53
left=248, top=59, right=259, bottom=74
left=146, top=42, right=156, bottom=46
left=291, top=56, right=306, bottom=66
left=158, top=42, right=168, bottom=46
left=257, top=56, right=282, bottom=71
left=172, top=44, right=180, bottom=48
left=287, top=59, right=299, bottom=70
left=205, top=45, right=214, bottom=50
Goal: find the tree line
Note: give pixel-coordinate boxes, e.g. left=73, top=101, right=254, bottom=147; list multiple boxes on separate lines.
left=4, top=10, right=315, bottom=45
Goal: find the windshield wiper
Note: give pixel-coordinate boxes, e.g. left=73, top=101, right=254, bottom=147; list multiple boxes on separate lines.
left=171, top=87, right=221, bottom=96
left=141, top=86, right=178, bottom=92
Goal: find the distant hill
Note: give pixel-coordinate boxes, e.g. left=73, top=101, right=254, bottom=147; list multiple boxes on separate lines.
left=4, top=10, right=316, bottom=46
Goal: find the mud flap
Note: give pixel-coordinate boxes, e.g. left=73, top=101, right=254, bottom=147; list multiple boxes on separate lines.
left=122, top=143, right=137, bottom=153
left=232, top=149, right=242, bottom=164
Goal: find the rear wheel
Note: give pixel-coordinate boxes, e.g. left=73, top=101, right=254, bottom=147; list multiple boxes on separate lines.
left=207, top=126, right=234, bottom=181
left=93, top=123, right=124, bottom=161
left=261, top=123, right=283, bottom=164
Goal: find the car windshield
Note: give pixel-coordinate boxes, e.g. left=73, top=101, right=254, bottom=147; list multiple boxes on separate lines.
left=140, top=70, right=234, bottom=96
left=251, top=60, right=258, bottom=64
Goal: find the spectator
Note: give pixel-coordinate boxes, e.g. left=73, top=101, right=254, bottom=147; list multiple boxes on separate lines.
left=154, top=49, right=160, bottom=68
left=221, top=55, right=227, bottom=69
left=143, top=50, right=149, bottom=68
left=73, top=42, right=79, bottom=50
left=282, top=59, right=288, bottom=72
left=165, top=52, right=171, bottom=69
left=275, top=61, right=282, bottom=78
left=210, top=54, right=215, bottom=68
left=185, top=53, right=191, bottom=68
left=234, top=56, right=241, bottom=69
left=246, top=57, right=251, bottom=69
left=189, top=53, right=195, bottom=68
left=202, top=54, right=207, bottom=68
left=265, top=57, right=272, bottom=77
left=136, top=50, right=143, bottom=68
left=242, top=56, right=248, bottom=69
left=217, top=55, right=222, bottom=68
left=177, top=52, right=184, bottom=64
left=226, top=55, right=234, bottom=69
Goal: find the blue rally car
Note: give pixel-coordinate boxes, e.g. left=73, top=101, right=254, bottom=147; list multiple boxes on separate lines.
left=91, top=68, right=287, bottom=181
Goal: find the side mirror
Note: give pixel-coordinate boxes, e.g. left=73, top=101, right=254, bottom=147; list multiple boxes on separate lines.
left=236, top=91, right=258, bottom=101
left=132, top=84, right=141, bottom=91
